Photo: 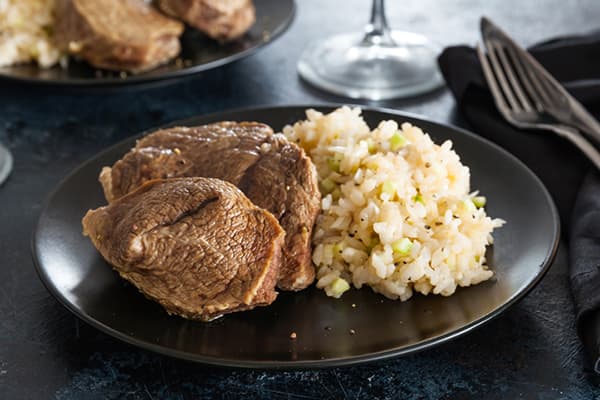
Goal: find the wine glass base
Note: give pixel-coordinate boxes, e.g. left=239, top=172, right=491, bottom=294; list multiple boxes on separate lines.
left=298, top=31, right=444, bottom=100
left=0, top=144, right=13, bottom=185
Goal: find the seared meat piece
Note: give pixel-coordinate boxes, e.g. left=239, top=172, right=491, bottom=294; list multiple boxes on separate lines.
left=82, top=178, right=284, bottom=321
left=100, top=122, right=320, bottom=291
left=54, top=0, right=184, bottom=72
left=157, top=0, right=255, bottom=42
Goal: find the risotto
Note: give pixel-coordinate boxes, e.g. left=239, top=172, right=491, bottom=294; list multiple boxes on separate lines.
left=0, top=0, right=61, bottom=68
left=283, top=107, right=504, bottom=300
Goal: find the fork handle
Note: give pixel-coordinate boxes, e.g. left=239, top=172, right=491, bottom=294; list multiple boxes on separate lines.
left=568, top=98, right=600, bottom=147
left=550, top=124, right=600, bottom=170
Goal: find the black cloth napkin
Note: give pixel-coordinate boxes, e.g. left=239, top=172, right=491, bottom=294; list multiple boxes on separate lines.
left=438, top=32, right=600, bottom=372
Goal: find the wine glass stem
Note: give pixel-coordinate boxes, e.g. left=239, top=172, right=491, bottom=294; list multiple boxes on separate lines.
left=362, top=0, right=396, bottom=46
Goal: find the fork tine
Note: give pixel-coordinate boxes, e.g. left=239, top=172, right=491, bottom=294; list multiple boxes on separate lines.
left=476, top=44, right=513, bottom=117
left=492, top=42, right=533, bottom=112
left=505, top=45, right=543, bottom=112
left=484, top=39, right=521, bottom=112
left=508, top=45, right=555, bottom=111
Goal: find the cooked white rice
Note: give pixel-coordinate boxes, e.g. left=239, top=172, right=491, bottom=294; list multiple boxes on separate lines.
left=0, top=0, right=61, bottom=68
left=283, top=107, right=505, bottom=300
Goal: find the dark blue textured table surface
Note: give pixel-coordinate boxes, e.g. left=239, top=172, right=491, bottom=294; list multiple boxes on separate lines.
left=2, top=1, right=600, bottom=398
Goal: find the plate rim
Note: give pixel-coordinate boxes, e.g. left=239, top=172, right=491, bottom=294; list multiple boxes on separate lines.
left=0, top=0, right=295, bottom=87
left=31, top=103, right=561, bottom=369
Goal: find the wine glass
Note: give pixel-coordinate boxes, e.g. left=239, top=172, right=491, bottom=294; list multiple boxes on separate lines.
left=0, top=143, right=13, bottom=186
left=298, top=0, right=443, bottom=100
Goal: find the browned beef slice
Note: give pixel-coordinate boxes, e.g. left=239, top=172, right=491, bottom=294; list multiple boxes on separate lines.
left=100, top=122, right=320, bottom=291
left=82, top=177, right=284, bottom=321
left=157, top=0, right=255, bottom=42
left=54, top=0, right=184, bottom=72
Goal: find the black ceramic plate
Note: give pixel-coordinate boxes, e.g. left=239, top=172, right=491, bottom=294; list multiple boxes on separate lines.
left=33, top=105, right=560, bottom=369
left=0, top=0, right=293, bottom=87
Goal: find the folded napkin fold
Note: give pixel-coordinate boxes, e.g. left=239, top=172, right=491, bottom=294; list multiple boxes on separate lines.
left=438, top=32, right=600, bottom=372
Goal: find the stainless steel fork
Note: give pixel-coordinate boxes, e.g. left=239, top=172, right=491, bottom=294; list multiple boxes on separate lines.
left=477, top=22, right=600, bottom=170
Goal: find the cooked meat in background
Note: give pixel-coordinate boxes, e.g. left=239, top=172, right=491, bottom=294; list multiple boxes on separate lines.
left=82, top=177, right=284, bottom=321
left=54, top=0, right=184, bottom=72
left=100, top=122, right=320, bottom=291
left=157, top=0, right=255, bottom=42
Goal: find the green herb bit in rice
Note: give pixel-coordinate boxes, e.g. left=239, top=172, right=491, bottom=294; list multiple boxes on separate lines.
left=283, top=106, right=505, bottom=301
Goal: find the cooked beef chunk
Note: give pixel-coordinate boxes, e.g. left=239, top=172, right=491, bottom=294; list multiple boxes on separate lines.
left=157, top=0, right=255, bottom=42
left=54, top=0, right=184, bottom=72
left=100, top=122, right=320, bottom=291
left=82, top=177, right=284, bottom=321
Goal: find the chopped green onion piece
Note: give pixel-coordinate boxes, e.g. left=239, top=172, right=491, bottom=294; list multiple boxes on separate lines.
left=366, top=237, right=380, bottom=253
left=392, top=238, right=413, bottom=255
left=380, top=180, right=396, bottom=199
left=327, top=157, right=340, bottom=173
left=472, top=196, right=486, bottom=208
left=330, top=277, right=350, bottom=297
left=331, top=187, right=341, bottom=201
left=413, top=193, right=424, bottom=204
left=332, top=242, right=345, bottom=257
left=320, top=178, right=336, bottom=194
left=389, top=132, right=407, bottom=151
left=327, top=152, right=343, bottom=173
left=366, top=138, right=377, bottom=154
